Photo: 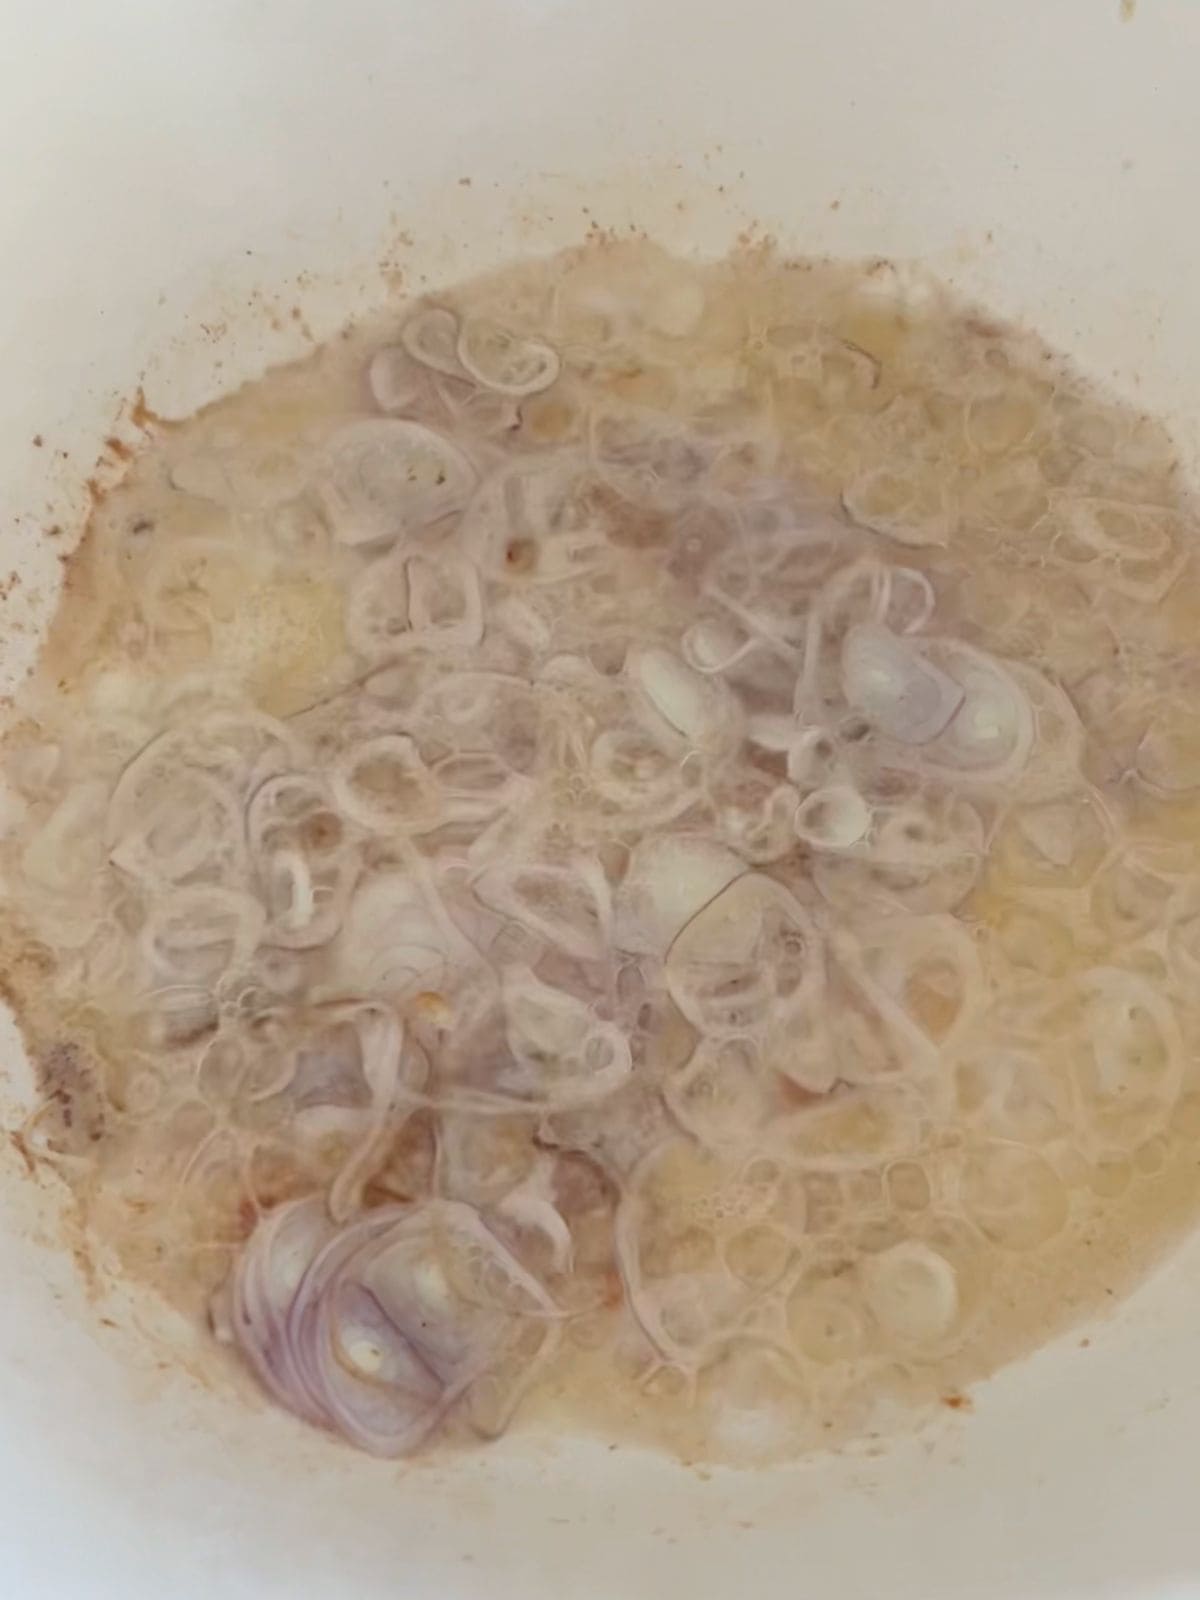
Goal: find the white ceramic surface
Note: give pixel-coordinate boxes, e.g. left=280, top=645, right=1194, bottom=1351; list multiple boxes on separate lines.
left=2, top=2, right=1199, bottom=1595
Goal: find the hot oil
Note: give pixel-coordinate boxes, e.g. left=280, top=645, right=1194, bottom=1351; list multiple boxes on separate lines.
left=6, top=239, right=1200, bottom=1465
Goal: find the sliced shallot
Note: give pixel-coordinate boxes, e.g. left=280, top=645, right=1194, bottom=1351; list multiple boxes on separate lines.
left=456, top=318, right=561, bottom=396
left=227, top=1199, right=557, bottom=1456
left=841, top=623, right=963, bottom=745
left=613, top=835, right=745, bottom=957
left=400, top=306, right=468, bottom=378
left=317, top=419, right=476, bottom=547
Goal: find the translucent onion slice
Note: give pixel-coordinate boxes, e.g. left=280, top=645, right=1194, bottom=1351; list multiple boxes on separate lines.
left=614, top=835, right=745, bottom=957
left=331, top=735, right=440, bottom=836
left=793, top=785, right=871, bottom=850
left=1089, top=848, right=1182, bottom=945
left=1135, top=707, right=1200, bottom=796
left=627, top=646, right=741, bottom=753
left=702, top=578, right=806, bottom=668
left=20, top=780, right=107, bottom=893
left=405, top=554, right=484, bottom=652
left=1046, top=496, right=1190, bottom=601
left=263, top=850, right=318, bottom=943
left=497, top=1157, right=576, bottom=1275
left=955, top=1046, right=1067, bottom=1145
left=332, top=870, right=457, bottom=998
left=711, top=775, right=803, bottom=865
left=918, top=641, right=1036, bottom=785
left=998, top=794, right=1111, bottom=890
left=285, top=1208, right=442, bottom=1455
left=399, top=306, right=467, bottom=378
left=826, top=930, right=943, bottom=1084
left=317, top=419, right=476, bottom=547
left=885, top=567, right=937, bottom=635
left=787, top=1278, right=872, bottom=1365
left=366, top=346, right=425, bottom=414
left=474, top=856, right=612, bottom=964
left=140, top=884, right=265, bottom=989
left=841, top=913, right=983, bottom=1059
left=615, top=1143, right=781, bottom=1375
left=501, top=965, right=592, bottom=1064
left=109, top=766, right=245, bottom=885
left=841, top=624, right=964, bottom=745
left=960, top=1142, right=1069, bottom=1250
left=859, top=1241, right=959, bottom=1346
left=818, top=558, right=936, bottom=639
left=431, top=752, right=525, bottom=824
left=785, top=727, right=846, bottom=792
left=665, top=1037, right=775, bottom=1153
left=456, top=318, right=561, bottom=396
left=1074, top=967, right=1184, bottom=1147
left=665, top=874, right=819, bottom=1036
left=246, top=771, right=344, bottom=860
left=745, top=713, right=803, bottom=755
left=168, top=432, right=308, bottom=511
left=588, top=725, right=701, bottom=824
left=1054, top=496, right=1176, bottom=563
left=1008, top=665, right=1088, bottom=802
left=432, top=372, right=524, bottom=440
left=326, top=1003, right=418, bottom=1221
left=499, top=966, right=633, bottom=1107
left=460, top=457, right=610, bottom=586
left=681, top=616, right=757, bottom=675
left=774, top=1084, right=924, bottom=1168
left=842, top=463, right=956, bottom=548
left=344, top=544, right=409, bottom=658
left=813, top=792, right=986, bottom=915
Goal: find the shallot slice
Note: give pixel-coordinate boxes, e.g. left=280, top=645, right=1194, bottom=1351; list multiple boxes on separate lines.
left=332, top=870, right=454, bottom=998
left=279, top=1201, right=556, bottom=1455
left=317, top=419, right=476, bottom=547
left=793, top=786, right=871, bottom=850
left=366, top=346, right=425, bottom=414
left=588, top=725, right=701, bottom=824
left=627, top=646, right=741, bottom=753
left=326, top=1003, right=418, bottom=1222
left=331, top=735, right=440, bottom=836
left=405, top=553, right=484, bottom=652
left=400, top=306, right=467, bottom=378
left=220, top=1196, right=338, bottom=1424
left=500, top=966, right=634, bottom=1106
left=614, top=835, right=745, bottom=957
left=475, top=856, right=612, bottom=964
left=344, top=544, right=410, bottom=658
left=841, top=624, right=963, bottom=745
left=859, top=1242, right=959, bottom=1346
left=1075, top=967, right=1184, bottom=1148
left=921, top=641, right=1036, bottom=785
left=456, top=318, right=561, bottom=396
left=140, top=884, right=265, bottom=988
left=666, top=873, right=820, bottom=1036
left=285, top=1206, right=446, bottom=1455
left=461, top=457, right=609, bottom=585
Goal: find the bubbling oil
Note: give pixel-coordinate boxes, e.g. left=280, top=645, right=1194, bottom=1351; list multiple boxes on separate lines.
left=6, top=239, right=1200, bottom=1464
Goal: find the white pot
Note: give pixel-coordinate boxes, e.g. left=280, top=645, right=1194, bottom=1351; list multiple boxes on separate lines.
left=2, top=2, right=1199, bottom=1594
